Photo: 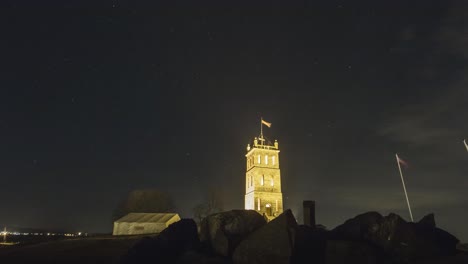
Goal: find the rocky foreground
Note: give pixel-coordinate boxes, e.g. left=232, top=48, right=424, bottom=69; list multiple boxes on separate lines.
left=122, top=210, right=467, bottom=264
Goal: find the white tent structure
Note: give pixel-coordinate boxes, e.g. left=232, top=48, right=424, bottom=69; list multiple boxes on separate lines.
left=113, top=213, right=180, bottom=235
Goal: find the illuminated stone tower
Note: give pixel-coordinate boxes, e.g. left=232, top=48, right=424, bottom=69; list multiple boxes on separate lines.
left=245, top=132, right=283, bottom=221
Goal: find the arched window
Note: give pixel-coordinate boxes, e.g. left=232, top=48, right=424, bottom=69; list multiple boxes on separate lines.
left=265, top=155, right=268, bottom=165
left=261, top=175, right=264, bottom=186
left=257, top=155, right=261, bottom=164
left=272, top=155, right=276, bottom=165
left=270, top=177, right=274, bottom=186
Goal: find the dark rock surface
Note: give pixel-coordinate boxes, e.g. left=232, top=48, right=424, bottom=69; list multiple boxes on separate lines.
left=120, top=210, right=461, bottom=264
left=121, top=218, right=199, bottom=263
left=325, top=240, right=380, bottom=264
left=199, top=209, right=266, bottom=257
left=332, top=212, right=459, bottom=263
left=232, top=209, right=297, bottom=264
left=413, top=253, right=468, bottom=264
left=290, top=225, right=328, bottom=264
left=418, top=213, right=435, bottom=228
left=330, top=211, right=383, bottom=241
left=176, top=250, right=232, bottom=264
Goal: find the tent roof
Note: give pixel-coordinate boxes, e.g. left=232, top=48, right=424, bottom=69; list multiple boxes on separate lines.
left=115, top=213, right=179, bottom=223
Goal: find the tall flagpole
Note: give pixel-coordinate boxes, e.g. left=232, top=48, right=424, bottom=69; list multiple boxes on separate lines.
left=260, top=117, right=263, bottom=141
left=396, top=154, right=414, bottom=222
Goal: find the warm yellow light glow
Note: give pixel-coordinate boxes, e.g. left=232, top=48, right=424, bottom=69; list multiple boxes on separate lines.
left=245, top=134, right=283, bottom=221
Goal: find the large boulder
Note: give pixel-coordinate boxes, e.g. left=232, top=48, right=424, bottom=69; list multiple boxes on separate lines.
left=330, top=211, right=383, bottom=241
left=332, top=212, right=459, bottom=263
left=232, top=209, right=298, bottom=264
left=121, top=218, right=200, bottom=263
left=417, top=213, right=435, bottom=228
left=199, top=209, right=266, bottom=257
left=368, top=213, right=459, bottom=262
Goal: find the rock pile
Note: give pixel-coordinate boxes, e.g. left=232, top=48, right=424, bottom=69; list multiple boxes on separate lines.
left=121, top=210, right=465, bottom=264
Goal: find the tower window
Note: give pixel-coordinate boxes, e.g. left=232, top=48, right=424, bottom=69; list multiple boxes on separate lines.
left=265, top=155, right=268, bottom=165
left=272, top=156, right=276, bottom=165
left=257, top=155, right=261, bottom=164
left=261, top=175, right=264, bottom=186
left=270, top=177, right=274, bottom=186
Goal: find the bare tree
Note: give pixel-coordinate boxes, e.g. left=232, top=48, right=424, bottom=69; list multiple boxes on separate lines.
left=193, top=188, right=224, bottom=223
left=113, top=189, right=175, bottom=221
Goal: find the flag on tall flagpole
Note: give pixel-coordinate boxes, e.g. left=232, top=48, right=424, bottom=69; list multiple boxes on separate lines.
left=261, top=119, right=272, bottom=128
left=395, top=153, right=414, bottom=222
left=464, top=139, right=468, bottom=152
left=396, top=154, right=409, bottom=168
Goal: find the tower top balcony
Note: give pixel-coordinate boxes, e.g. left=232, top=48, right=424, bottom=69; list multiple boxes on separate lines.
left=246, top=137, right=279, bottom=152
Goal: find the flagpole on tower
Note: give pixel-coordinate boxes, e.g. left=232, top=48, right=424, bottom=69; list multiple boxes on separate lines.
left=396, top=153, right=414, bottom=222
left=260, top=117, right=263, bottom=143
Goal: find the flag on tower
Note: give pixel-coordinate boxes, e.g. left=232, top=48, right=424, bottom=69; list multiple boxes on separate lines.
left=261, top=119, right=272, bottom=128
left=464, top=139, right=468, bottom=152
left=396, top=154, right=409, bottom=168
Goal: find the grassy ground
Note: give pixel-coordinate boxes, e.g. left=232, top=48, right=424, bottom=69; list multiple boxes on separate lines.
left=0, top=235, right=149, bottom=264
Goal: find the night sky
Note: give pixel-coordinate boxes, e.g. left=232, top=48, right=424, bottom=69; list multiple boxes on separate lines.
left=1, top=1, right=467, bottom=241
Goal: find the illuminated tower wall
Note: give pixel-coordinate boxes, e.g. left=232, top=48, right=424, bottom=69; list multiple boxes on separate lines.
left=245, top=137, right=283, bottom=221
